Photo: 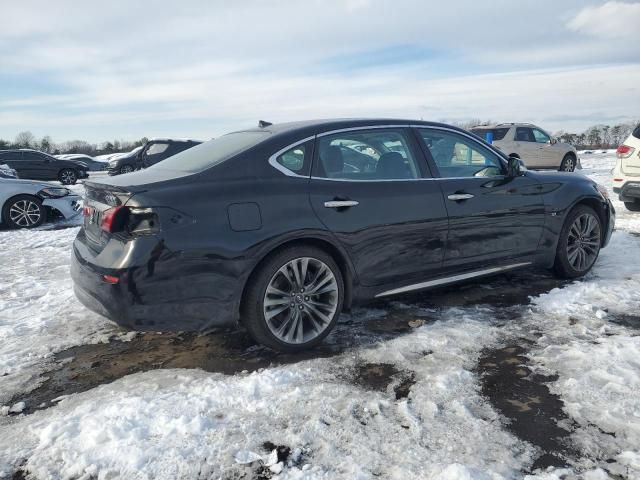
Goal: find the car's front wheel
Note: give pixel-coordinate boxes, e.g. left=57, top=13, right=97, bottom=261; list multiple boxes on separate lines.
left=120, top=164, right=134, bottom=174
left=2, top=195, right=46, bottom=229
left=559, top=154, right=576, bottom=172
left=624, top=200, right=640, bottom=212
left=242, top=246, right=344, bottom=352
left=553, top=205, right=602, bottom=278
left=59, top=168, right=78, bottom=185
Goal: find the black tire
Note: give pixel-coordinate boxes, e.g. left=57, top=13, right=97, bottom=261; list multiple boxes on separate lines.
left=120, top=164, right=134, bottom=174
left=624, top=201, right=640, bottom=212
left=59, top=168, right=78, bottom=185
left=553, top=205, right=602, bottom=279
left=559, top=154, right=576, bottom=172
left=241, top=246, right=344, bottom=352
left=2, top=195, right=46, bottom=229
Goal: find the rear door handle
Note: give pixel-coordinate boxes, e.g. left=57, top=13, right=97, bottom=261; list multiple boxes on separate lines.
left=324, top=200, right=359, bottom=208
left=447, top=193, right=474, bottom=201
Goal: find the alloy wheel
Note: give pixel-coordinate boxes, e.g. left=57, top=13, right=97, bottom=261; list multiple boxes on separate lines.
left=121, top=165, right=134, bottom=174
left=566, top=213, right=601, bottom=272
left=61, top=170, right=76, bottom=184
left=9, top=199, right=41, bottom=227
left=561, top=157, right=575, bottom=172
left=263, top=257, right=339, bottom=344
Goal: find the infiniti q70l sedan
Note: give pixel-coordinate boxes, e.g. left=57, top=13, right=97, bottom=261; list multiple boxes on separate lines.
left=72, top=119, right=615, bottom=352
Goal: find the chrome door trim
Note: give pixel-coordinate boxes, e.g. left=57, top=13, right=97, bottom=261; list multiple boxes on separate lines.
left=374, top=262, right=532, bottom=298
left=316, top=124, right=412, bottom=137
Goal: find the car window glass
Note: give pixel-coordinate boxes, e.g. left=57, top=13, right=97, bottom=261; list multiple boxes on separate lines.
left=419, top=129, right=505, bottom=178
left=146, top=143, right=169, bottom=155
left=532, top=129, right=550, bottom=143
left=315, top=129, right=420, bottom=180
left=470, top=127, right=510, bottom=141
left=276, top=144, right=307, bottom=173
left=515, top=127, right=535, bottom=142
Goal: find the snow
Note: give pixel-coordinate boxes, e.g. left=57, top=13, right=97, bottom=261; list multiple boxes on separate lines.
left=0, top=151, right=638, bottom=479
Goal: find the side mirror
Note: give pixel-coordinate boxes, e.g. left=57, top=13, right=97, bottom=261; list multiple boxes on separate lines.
left=507, top=156, right=526, bottom=177
left=550, top=138, right=558, bottom=145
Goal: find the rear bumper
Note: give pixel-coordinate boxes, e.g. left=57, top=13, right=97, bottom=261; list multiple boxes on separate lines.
left=70, top=234, right=240, bottom=331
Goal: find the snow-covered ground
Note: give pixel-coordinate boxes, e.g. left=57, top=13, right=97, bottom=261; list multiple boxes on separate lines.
left=0, top=152, right=638, bottom=479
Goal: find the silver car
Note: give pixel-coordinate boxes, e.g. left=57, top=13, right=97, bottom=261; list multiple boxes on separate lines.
left=0, top=176, right=81, bottom=229
left=470, top=123, right=580, bottom=171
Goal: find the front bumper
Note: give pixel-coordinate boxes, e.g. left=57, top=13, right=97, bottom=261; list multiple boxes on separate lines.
left=614, top=181, right=640, bottom=202
left=42, top=195, right=82, bottom=219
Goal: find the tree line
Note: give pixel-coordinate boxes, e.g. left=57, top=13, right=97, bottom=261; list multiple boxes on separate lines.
left=0, top=131, right=148, bottom=156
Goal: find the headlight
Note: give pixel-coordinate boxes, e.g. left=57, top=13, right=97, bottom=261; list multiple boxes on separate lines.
left=38, top=187, right=70, bottom=198
left=595, top=183, right=610, bottom=200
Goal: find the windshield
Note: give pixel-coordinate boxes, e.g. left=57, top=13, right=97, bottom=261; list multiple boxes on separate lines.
left=151, top=131, right=271, bottom=173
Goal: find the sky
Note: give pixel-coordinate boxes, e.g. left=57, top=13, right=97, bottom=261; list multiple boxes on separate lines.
left=0, top=0, right=639, bottom=144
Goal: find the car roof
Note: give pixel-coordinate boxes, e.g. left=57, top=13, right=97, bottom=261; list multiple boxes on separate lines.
left=234, top=118, right=473, bottom=140
left=148, top=138, right=202, bottom=143
left=471, top=123, right=538, bottom=129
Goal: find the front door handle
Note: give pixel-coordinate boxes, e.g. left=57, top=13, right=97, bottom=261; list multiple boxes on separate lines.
left=324, top=200, right=359, bottom=208
left=447, top=193, right=474, bottom=201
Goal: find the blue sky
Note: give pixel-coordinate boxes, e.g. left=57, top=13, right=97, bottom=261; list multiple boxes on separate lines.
left=0, top=0, right=639, bottom=144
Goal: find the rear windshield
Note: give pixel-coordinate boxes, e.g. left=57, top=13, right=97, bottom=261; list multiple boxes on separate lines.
left=470, top=128, right=510, bottom=141
left=151, top=131, right=271, bottom=173
left=633, top=125, right=640, bottom=140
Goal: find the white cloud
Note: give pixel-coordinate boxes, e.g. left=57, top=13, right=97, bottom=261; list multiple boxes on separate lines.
left=568, top=1, right=640, bottom=39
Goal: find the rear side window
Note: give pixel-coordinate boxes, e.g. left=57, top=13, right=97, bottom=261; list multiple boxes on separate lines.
left=151, top=131, right=271, bottom=173
left=145, top=143, right=169, bottom=155
left=515, top=127, right=535, bottom=142
left=314, top=128, right=422, bottom=180
left=633, top=125, right=640, bottom=139
left=470, top=128, right=510, bottom=141
left=274, top=141, right=311, bottom=175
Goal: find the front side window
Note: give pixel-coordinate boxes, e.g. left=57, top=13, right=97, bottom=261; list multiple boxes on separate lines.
left=314, top=129, right=421, bottom=180
left=418, top=129, right=505, bottom=178
left=145, top=143, right=169, bottom=155
left=532, top=128, right=551, bottom=144
left=515, top=127, right=535, bottom=142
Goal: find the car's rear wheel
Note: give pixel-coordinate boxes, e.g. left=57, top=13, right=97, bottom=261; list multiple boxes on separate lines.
left=242, top=246, right=344, bottom=352
left=120, top=164, right=134, bottom=174
left=59, top=168, right=77, bottom=185
left=553, top=205, right=601, bottom=278
left=624, top=200, right=640, bottom=212
left=2, top=195, right=46, bottom=229
left=559, top=154, right=576, bottom=172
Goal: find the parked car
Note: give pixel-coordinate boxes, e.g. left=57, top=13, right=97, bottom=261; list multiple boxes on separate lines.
left=72, top=119, right=614, bottom=352
left=0, top=163, right=18, bottom=179
left=613, top=124, right=640, bottom=211
left=470, top=123, right=580, bottom=171
left=0, top=149, right=89, bottom=185
left=107, top=139, right=201, bottom=175
left=1, top=177, right=81, bottom=228
left=56, top=154, right=107, bottom=172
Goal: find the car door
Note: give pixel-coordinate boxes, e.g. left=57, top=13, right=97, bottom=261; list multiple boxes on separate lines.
left=531, top=127, right=558, bottom=168
left=415, top=126, right=546, bottom=270
left=308, top=126, right=448, bottom=287
left=513, top=127, right=543, bottom=168
left=17, top=152, right=46, bottom=179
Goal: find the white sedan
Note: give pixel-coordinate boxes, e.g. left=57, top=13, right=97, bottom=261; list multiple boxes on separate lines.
left=0, top=175, right=81, bottom=229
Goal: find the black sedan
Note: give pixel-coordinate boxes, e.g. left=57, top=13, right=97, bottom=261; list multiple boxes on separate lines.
left=0, top=149, right=89, bottom=185
left=71, top=119, right=615, bottom=352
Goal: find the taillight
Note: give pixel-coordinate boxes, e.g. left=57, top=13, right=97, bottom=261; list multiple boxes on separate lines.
left=617, top=145, right=635, bottom=158
left=100, top=206, right=128, bottom=233
left=100, top=206, right=159, bottom=235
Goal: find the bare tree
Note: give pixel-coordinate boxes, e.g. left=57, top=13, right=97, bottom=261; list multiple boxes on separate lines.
left=14, top=131, right=35, bottom=148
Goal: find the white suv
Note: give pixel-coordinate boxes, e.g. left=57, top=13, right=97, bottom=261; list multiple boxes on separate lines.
left=470, top=123, right=579, bottom=171
left=613, top=125, right=640, bottom=211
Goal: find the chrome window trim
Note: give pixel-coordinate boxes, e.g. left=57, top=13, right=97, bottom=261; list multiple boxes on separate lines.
left=316, top=124, right=411, bottom=137
left=374, top=262, right=532, bottom=298
left=267, top=135, right=315, bottom=178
